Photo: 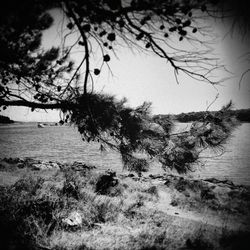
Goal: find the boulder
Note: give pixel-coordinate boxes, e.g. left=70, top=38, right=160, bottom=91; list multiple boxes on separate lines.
left=24, top=157, right=41, bottom=164
left=149, top=174, right=163, bottom=180
left=71, top=161, right=96, bottom=171
left=49, top=162, right=61, bottom=170
left=17, top=162, right=25, bottom=168
left=32, top=163, right=49, bottom=170
left=32, top=162, right=60, bottom=170
left=0, top=163, right=5, bottom=170
left=3, top=158, right=22, bottom=164
left=204, top=178, right=235, bottom=187
left=62, top=211, right=82, bottom=227
left=127, top=173, right=135, bottom=178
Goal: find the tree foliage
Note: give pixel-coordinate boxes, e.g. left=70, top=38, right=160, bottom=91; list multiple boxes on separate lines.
left=0, top=0, right=227, bottom=110
left=0, top=0, right=239, bottom=173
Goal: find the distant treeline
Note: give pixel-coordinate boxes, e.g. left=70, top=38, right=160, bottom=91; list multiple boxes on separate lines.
left=155, top=109, right=250, bottom=123
left=0, top=115, right=14, bottom=124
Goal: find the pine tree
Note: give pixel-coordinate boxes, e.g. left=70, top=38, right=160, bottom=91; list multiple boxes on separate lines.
left=0, top=0, right=240, bottom=173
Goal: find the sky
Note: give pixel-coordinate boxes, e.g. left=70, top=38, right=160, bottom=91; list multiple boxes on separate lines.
left=1, top=7, right=250, bottom=122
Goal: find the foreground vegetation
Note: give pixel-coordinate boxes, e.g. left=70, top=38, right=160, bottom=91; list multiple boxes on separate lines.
left=0, top=158, right=250, bottom=250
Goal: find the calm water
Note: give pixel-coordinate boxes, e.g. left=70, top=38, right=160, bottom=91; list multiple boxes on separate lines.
left=0, top=123, right=250, bottom=185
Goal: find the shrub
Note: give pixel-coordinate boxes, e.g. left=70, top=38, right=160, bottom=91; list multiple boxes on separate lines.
left=186, top=227, right=215, bottom=250
left=170, top=199, right=179, bottom=207
left=219, top=230, right=250, bottom=250
left=143, top=186, right=159, bottom=198
left=95, top=170, right=119, bottom=195
left=200, top=188, right=216, bottom=200
left=128, top=230, right=170, bottom=250
left=122, top=155, right=149, bottom=175
left=0, top=177, right=68, bottom=249
left=12, top=176, right=44, bottom=194
left=0, top=193, right=60, bottom=249
left=186, top=237, right=214, bottom=250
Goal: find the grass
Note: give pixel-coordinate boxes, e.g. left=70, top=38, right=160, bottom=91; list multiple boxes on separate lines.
left=219, top=230, right=250, bottom=250
left=0, top=160, right=250, bottom=249
left=0, top=167, right=162, bottom=249
left=185, top=227, right=215, bottom=250
left=163, top=174, right=250, bottom=216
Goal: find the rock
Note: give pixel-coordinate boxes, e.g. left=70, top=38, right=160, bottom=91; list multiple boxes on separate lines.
left=132, top=177, right=140, bottom=181
left=50, top=162, right=60, bottom=169
left=71, top=161, right=96, bottom=171
left=141, top=177, right=150, bottom=182
left=170, top=200, right=178, bottom=206
left=17, top=162, right=25, bottom=168
left=32, top=162, right=60, bottom=170
left=0, top=158, right=24, bottom=171
left=149, top=174, right=163, bottom=180
left=0, top=163, right=5, bottom=170
left=127, top=173, right=135, bottom=178
left=164, top=179, right=171, bottom=186
left=223, top=179, right=235, bottom=186
left=184, top=136, right=196, bottom=149
left=145, top=186, right=158, bottom=196
left=183, top=190, right=190, bottom=197
left=62, top=211, right=82, bottom=227
left=32, top=163, right=48, bottom=170
left=24, top=157, right=41, bottom=164
left=204, top=178, right=235, bottom=187
left=3, top=157, right=22, bottom=164
left=175, top=179, right=188, bottom=192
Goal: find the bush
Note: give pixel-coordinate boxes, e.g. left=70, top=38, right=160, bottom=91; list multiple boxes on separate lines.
left=0, top=177, right=69, bottom=249
left=128, top=230, right=170, bottom=250
left=186, top=237, right=214, bottom=250
left=219, top=230, right=250, bottom=250
left=95, top=170, right=119, bottom=195
left=144, top=186, right=159, bottom=198
left=0, top=193, right=59, bottom=249
left=13, top=176, right=44, bottom=194
left=128, top=158, right=149, bottom=174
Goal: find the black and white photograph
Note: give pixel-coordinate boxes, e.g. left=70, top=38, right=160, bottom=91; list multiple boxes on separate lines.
left=0, top=0, right=250, bottom=249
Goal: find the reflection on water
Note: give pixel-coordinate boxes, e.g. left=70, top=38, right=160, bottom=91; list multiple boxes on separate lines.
left=0, top=122, right=250, bottom=185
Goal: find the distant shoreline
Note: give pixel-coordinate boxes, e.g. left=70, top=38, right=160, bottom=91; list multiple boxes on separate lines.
left=155, top=108, right=250, bottom=123
left=1, top=108, right=250, bottom=124
left=0, top=115, right=14, bottom=124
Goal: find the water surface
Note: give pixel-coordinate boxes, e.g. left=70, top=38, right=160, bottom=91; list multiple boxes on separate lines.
left=0, top=122, right=249, bottom=185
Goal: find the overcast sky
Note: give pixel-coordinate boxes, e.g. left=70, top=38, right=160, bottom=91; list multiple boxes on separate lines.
left=2, top=8, right=250, bottom=122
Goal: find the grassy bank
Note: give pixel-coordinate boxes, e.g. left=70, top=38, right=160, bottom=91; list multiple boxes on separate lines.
left=0, top=158, right=250, bottom=250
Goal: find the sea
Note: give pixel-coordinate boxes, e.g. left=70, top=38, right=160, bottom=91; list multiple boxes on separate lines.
left=0, top=122, right=250, bottom=186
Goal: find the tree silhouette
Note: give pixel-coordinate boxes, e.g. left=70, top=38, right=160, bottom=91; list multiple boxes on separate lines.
left=0, top=0, right=239, bottom=173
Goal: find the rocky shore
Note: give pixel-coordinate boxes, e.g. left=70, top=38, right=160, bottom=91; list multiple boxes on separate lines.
left=0, top=157, right=250, bottom=250
left=0, top=115, right=14, bottom=124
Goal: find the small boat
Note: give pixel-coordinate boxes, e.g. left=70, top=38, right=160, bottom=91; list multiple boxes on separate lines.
left=37, top=123, right=45, bottom=128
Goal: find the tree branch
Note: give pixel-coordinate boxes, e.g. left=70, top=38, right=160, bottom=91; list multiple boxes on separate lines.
left=0, top=99, right=75, bottom=110
left=64, top=2, right=90, bottom=95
